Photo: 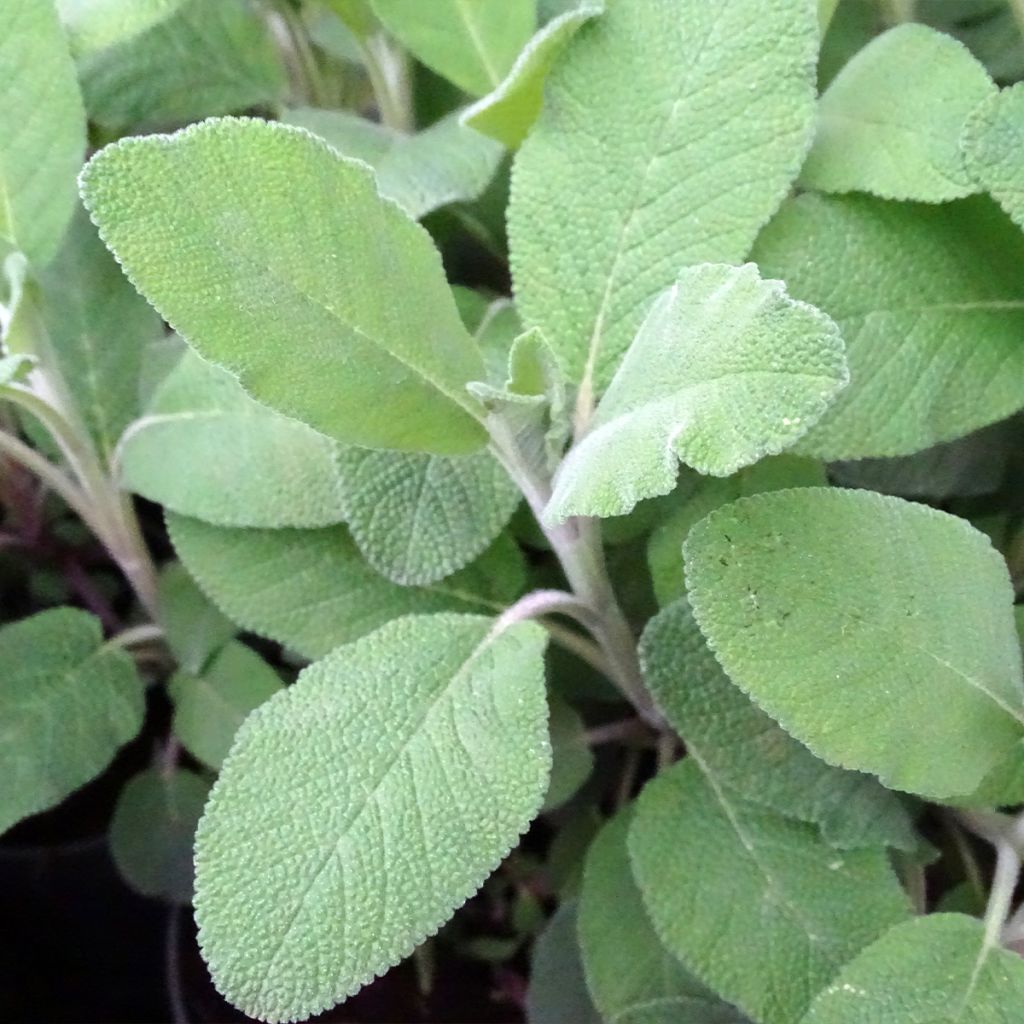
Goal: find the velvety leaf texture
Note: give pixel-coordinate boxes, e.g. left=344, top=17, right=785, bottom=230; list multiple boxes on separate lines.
left=542, top=695, right=593, bottom=812
left=579, top=811, right=749, bottom=1024
left=546, top=263, right=847, bottom=521
left=684, top=488, right=1024, bottom=799
left=37, top=205, right=161, bottom=458
left=169, top=641, right=283, bottom=771
left=752, top=193, right=1024, bottom=460
left=962, top=82, right=1024, bottom=229
left=335, top=446, right=520, bottom=586
left=194, top=614, right=551, bottom=1022
left=283, top=109, right=503, bottom=221
left=119, top=350, right=348, bottom=528
left=640, top=600, right=917, bottom=851
left=801, top=914, right=1024, bottom=1023
left=80, top=117, right=488, bottom=455
left=157, top=561, right=235, bottom=675
left=371, top=0, right=536, bottom=97
left=525, top=902, right=601, bottom=1024
left=0, top=608, right=144, bottom=834
left=647, top=455, right=826, bottom=608
left=462, top=1, right=604, bottom=148
left=800, top=24, right=995, bottom=202
left=78, top=0, right=285, bottom=132
left=628, top=760, right=910, bottom=1024
left=508, top=0, right=818, bottom=391
left=167, top=514, right=524, bottom=660
left=1, top=0, right=85, bottom=266
left=109, top=767, right=210, bottom=904
left=58, top=0, right=189, bottom=55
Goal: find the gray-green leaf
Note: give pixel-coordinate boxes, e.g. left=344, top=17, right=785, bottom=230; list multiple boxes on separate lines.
left=335, top=446, right=519, bottom=585
left=800, top=25, right=995, bottom=203
left=542, top=695, right=593, bottom=812
left=81, top=117, right=487, bottom=455
left=962, top=82, right=1024, bottom=230
left=800, top=914, right=1024, bottom=1023
left=508, top=0, right=818, bottom=391
left=1, top=0, right=85, bottom=266
left=283, top=109, right=503, bottom=221
left=0, top=608, right=144, bottom=834
left=169, top=641, right=283, bottom=771
left=462, top=1, right=603, bottom=149
left=78, top=0, right=285, bottom=132
left=628, top=760, right=909, bottom=1024
left=371, top=0, right=536, bottom=97
left=752, top=193, right=1024, bottom=460
left=157, top=561, right=235, bottom=675
left=526, top=901, right=601, bottom=1024
left=640, top=600, right=917, bottom=851
left=119, top=350, right=347, bottom=529
left=194, top=614, right=550, bottom=1021
left=546, top=264, right=846, bottom=521
left=109, top=767, right=210, bottom=904
left=58, top=0, right=188, bottom=56
left=684, top=488, right=1024, bottom=799
left=167, top=514, right=525, bottom=660
left=579, top=810, right=750, bottom=1024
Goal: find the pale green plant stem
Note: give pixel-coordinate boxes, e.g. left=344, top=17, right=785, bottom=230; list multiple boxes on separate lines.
left=983, top=840, right=1019, bottom=951
left=881, top=0, right=917, bottom=23
left=360, top=34, right=413, bottom=132
left=487, top=420, right=662, bottom=726
left=276, top=2, right=330, bottom=107
left=103, top=623, right=165, bottom=652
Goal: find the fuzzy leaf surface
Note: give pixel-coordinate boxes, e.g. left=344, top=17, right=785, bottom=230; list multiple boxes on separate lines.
left=371, top=0, right=535, bottom=97
left=752, top=194, right=1024, bottom=460
left=284, top=109, right=502, bottom=221
left=800, top=25, right=995, bottom=202
left=58, top=0, right=188, bottom=55
left=0, top=608, right=143, bottom=834
left=167, top=514, right=525, bottom=660
left=158, top=561, right=235, bottom=675
left=962, top=83, right=1024, bottom=229
left=526, top=901, right=600, bottom=1024
left=541, top=695, right=593, bottom=812
left=800, top=914, right=1024, bottom=1023
left=579, top=811, right=750, bottom=1024
left=194, top=614, right=550, bottom=1021
left=109, top=767, right=210, bottom=904
left=684, top=488, right=1024, bottom=799
left=628, top=760, right=909, bottom=1024
left=335, top=446, right=519, bottom=585
left=78, top=0, right=285, bottom=132
left=119, top=350, right=347, bottom=528
left=546, top=264, right=846, bottom=520
left=36, top=206, right=161, bottom=458
left=508, top=0, right=818, bottom=389
left=169, top=642, right=283, bottom=771
left=81, top=117, right=487, bottom=455
left=641, top=600, right=917, bottom=851
left=1, top=0, right=85, bottom=266
left=462, top=1, right=603, bottom=148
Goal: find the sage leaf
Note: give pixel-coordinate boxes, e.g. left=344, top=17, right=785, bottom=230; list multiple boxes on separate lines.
left=647, top=455, right=825, bottom=608
left=509, top=0, right=818, bottom=390
left=640, top=600, right=917, bottom=851
left=167, top=514, right=525, bottom=659
left=546, top=264, right=847, bottom=521
left=1, top=0, right=85, bottom=266
left=158, top=561, right=235, bottom=675
left=525, top=902, right=601, bottom=1024
left=119, top=350, right=347, bottom=529
left=335, top=446, right=520, bottom=586
left=81, top=117, right=488, bottom=455
left=58, top=0, right=189, bottom=56
left=800, top=25, right=995, bottom=203
left=194, top=614, right=550, bottom=1021
left=753, top=194, right=1024, bottom=460
left=371, top=0, right=535, bottom=98
left=462, top=1, right=604, bottom=149
left=36, top=206, right=161, bottom=459
left=579, top=810, right=750, bottom=1024
left=542, top=695, right=593, bottom=812
left=684, top=488, right=1024, bottom=799
left=962, top=83, right=1024, bottom=230
left=283, top=109, right=503, bottom=221
left=800, top=914, right=1024, bottom=1023
left=169, top=642, right=283, bottom=771
left=628, top=760, right=910, bottom=1024
left=79, top=0, right=285, bottom=132
left=109, top=767, right=210, bottom=904
left=0, top=608, right=144, bottom=834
